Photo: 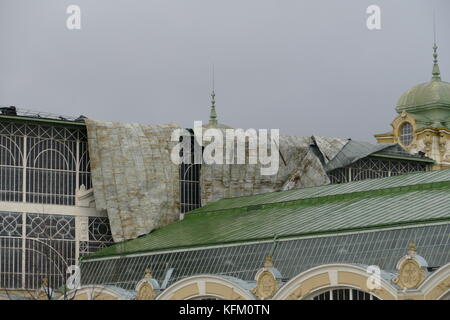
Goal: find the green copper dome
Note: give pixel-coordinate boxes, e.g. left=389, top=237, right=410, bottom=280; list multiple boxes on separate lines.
left=396, top=44, right=450, bottom=113
left=396, top=80, right=450, bottom=112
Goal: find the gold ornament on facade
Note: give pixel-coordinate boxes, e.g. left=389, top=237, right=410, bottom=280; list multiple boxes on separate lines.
left=438, top=132, right=449, bottom=156
left=264, top=255, right=274, bottom=268
left=393, top=259, right=425, bottom=289
left=392, top=242, right=426, bottom=290
left=136, top=282, right=155, bottom=300
left=134, top=267, right=158, bottom=300
left=407, top=241, right=417, bottom=255
left=424, top=133, right=432, bottom=153
left=144, top=268, right=153, bottom=279
left=252, top=270, right=278, bottom=300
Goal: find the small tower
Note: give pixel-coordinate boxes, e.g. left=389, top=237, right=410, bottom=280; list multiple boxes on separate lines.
left=432, top=43, right=441, bottom=81
left=202, top=67, right=232, bottom=130
left=375, top=36, right=450, bottom=169
left=209, top=90, right=218, bottom=126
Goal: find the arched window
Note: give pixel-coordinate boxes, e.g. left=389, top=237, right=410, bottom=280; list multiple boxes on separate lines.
left=310, top=288, right=379, bottom=300
left=399, top=122, right=413, bottom=146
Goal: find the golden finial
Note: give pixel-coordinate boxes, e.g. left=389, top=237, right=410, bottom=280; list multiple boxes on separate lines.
left=144, top=268, right=153, bottom=279
left=407, top=241, right=417, bottom=255
left=264, top=255, right=274, bottom=268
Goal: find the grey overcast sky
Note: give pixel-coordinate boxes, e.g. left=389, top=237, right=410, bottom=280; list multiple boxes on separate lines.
left=0, top=0, right=449, bottom=141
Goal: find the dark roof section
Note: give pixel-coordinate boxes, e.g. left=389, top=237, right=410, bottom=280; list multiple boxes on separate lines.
left=323, top=140, right=433, bottom=172
left=0, top=106, right=87, bottom=126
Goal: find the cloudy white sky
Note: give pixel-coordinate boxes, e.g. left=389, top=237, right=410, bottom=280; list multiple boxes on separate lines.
left=0, top=0, right=449, bottom=141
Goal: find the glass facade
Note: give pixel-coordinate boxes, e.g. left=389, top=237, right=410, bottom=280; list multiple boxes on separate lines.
left=179, top=132, right=202, bottom=214
left=0, top=121, right=91, bottom=204
left=80, top=224, right=450, bottom=291
left=0, top=211, right=114, bottom=289
left=0, top=120, right=113, bottom=290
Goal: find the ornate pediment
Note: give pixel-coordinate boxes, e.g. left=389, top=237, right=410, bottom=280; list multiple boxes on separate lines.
left=392, top=241, right=428, bottom=290
left=135, top=268, right=160, bottom=300
left=251, top=255, right=282, bottom=300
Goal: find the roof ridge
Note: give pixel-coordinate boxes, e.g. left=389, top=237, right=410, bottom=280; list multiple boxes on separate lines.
left=188, top=178, right=450, bottom=216
left=82, top=170, right=450, bottom=260
left=191, top=169, right=450, bottom=214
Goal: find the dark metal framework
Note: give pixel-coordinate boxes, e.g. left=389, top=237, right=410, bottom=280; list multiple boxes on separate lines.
left=0, top=211, right=113, bottom=289
left=179, top=131, right=201, bottom=214
left=328, top=157, right=428, bottom=184
left=0, top=121, right=91, bottom=204
left=0, top=120, right=113, bottom=290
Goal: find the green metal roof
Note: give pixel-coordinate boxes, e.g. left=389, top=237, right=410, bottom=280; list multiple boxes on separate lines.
left=395, top=45, right=450, bottom=128
left=84, top=169, right=450, bottom=260
left=396, top=44, right=450, bottom=112
left=396, top=80, right=450, bottom=111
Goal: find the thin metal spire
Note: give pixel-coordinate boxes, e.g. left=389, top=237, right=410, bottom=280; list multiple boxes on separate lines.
left=209, top=64, right=218, bottom=125
left=432, top=12, right=441, bottom=81
left=433, top=11, right=436, bottom=44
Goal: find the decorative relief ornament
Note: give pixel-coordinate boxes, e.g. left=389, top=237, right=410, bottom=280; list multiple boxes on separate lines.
left=438, top=132, right=448, bottom=156
left=135, top=268, right=160, bottom=300
left=144, top=268, right=153, bottom=279
left=136, top=282, right=155, bottom=300
left=394, top=259, right=425, bottom=289
left=252, top=270, right=278, bottom=300
left=392, top=241, right=427, bottom=290
left=264, top=255, right=274, bottom=268
left=251, top=255, right=281, bottom=300
left=76, top=216, right=89, bottom=242
left=407, top=241, right=417, bottom=255
left=424, top=133, right=433, bottom=153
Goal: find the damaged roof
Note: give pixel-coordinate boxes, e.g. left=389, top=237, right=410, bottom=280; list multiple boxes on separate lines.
left=318, top=139, right=434, bottom=172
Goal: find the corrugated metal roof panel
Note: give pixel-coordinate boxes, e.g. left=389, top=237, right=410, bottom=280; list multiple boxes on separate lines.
left=194, top=169, right=450, bottom=213
left=323, top=140, right=433, bottom=172
left=84, top=169, right=450, bottom=259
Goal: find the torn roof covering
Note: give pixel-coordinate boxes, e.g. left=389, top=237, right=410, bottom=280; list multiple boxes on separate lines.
left=311, top=137, right=434, bottom=173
